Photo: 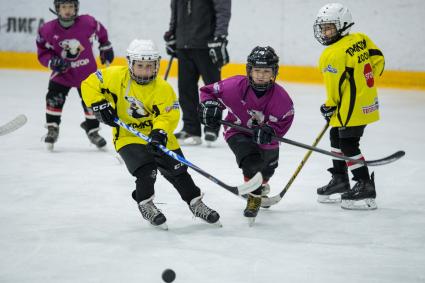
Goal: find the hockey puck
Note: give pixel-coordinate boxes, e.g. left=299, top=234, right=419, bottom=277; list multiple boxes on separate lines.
left=162, top=269, right=176, bottom=283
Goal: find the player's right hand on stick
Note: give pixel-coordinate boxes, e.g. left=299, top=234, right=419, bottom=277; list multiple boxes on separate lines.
left=91, top=100, right=117, bottom=127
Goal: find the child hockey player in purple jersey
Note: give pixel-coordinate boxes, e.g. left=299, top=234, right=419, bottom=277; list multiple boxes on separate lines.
left=36, top=0, right=114, bottom=150
left=199, top=46, right=294, bottom=224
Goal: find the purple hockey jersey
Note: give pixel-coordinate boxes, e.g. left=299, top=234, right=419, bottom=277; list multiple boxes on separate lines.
left=200, top=75, right=294, bottom=150
left=36, top=14, right=110, bottom=88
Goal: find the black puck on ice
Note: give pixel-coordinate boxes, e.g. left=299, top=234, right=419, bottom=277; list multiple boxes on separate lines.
left=162, top=269, right=176, bottom=283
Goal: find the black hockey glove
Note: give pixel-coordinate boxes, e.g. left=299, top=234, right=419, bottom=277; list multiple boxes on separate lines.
left=198, top=100, right=222, bottom=129
left=320, top=104, right=337, bottom=122
left=49, top=56, right=70, bottom=73
left=147, top=129, right=168, bottom=155
left=99, top=41, right=114, bottom=65
left=163, top=31, right=177, bottom=56
left=207, top=35, right=229, bottom=68
left=252, top=124, right=275, bottom=145
left=91, top=100, right=117, bottom=127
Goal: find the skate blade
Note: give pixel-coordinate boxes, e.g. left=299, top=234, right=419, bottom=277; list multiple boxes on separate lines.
left=317, top=194, right=341, bottom=204
left=213, top=221, right=223, bottom=228
left=153, top=223, right=168, bottom=230
left=341, top=198, right=377, bottom=210
left=206, top=141, right=212, bottom=148
left=246, top=217, right=256, bottom=227
left=46, top=143, right=54, bottom=152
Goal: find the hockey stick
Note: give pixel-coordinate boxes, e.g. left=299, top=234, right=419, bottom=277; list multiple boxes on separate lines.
left=220, top=120, right=405, bottom=166
left=260, top=123, right=330, bottom=207
left=0, top=114, right=27, bottom=136
left=114, top=118, right=262, bottom=195
left=164, top=56, right=175, bottom=81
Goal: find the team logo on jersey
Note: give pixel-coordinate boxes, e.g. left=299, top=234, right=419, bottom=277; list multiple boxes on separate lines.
left=59, top=38, right=85, bottom=60
left=323, top=64, right=338, bottom=74
left=247, top=109, right=265, bottom=128
left=362, top=98, right=379, bottom=114
left=95, top=70, right=103, bottom=83
left=363, top=63, right=375, bottom=88
left=124, top=95, right=149, bottom=118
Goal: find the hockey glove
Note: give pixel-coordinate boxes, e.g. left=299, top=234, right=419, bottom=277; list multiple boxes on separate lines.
left=198, top=100, right=222, bottom=129
left=320, top=104, right=337, bottom=122
left=207, top=36, right=229, bottom=68
left=252, top=124, right=275, bottom=145
left=163, top=31, right=177, bottom=56
left=147, top=129, right=168, bottom=155
left=91, top=100, right=117, bottom=127
left=99, top=41, right=114, bottom=65
left=49, top=56, right=70, bottom=73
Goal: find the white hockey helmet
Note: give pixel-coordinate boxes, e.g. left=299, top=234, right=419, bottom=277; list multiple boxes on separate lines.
left=313, top=3, right=354, bottom=45
left=126, top=39, right=161, bottom=84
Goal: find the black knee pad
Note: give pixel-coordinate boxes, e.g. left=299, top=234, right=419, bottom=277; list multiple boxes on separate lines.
left=329, top=127, right=341, bottom=149
left=240, top=154, right=263, bottom=179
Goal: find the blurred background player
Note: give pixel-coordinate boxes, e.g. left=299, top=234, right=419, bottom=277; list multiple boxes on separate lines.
left=164, top=0, right=231, bottom=146
left=36, top=0, right=114, bottom=150
left=81, top=39, right=220, bottom=229
left=313, top=3, right=385, bottom=210
left=198, top=46, right=294, bottom=224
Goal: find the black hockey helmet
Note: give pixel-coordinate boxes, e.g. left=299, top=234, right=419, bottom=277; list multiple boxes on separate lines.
left=246, top=46, right=279, bottom=91
left=52, top=0, right=79, bottom=22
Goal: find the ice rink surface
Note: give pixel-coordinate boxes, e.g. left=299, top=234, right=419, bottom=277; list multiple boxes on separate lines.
left=0, top=69, right=424, bottom=283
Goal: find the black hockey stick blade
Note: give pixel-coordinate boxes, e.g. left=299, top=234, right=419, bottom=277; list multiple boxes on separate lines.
left=365, top=150, right=405, bottom=166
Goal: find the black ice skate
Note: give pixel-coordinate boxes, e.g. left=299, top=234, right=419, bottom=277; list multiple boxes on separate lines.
left=317, top=169, right=350, bottom=203
left=244, top=194, right=261, bottom=226
left=138, top=195, right=168, bottom=230
left=204, top=128, right=218, bottom=147
left=44, top=123, right=59, bottom=151
left=80, top=122, right=107, bottom=149
left=341, top=173, right=377, bottom=210
left=189, top=194, right=221, bottom=227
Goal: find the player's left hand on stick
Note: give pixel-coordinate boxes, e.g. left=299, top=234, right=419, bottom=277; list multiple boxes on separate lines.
left=99, top=41, right=114, bottom=65
left=199, top=100, right=222, bottom=129
left=252, top=124, right=275, bottom=144
left=91, top=100, right=117, bottom=127
left=320, top=104, right=336, bottom=122
left=147, top=129, right=168, bottom=155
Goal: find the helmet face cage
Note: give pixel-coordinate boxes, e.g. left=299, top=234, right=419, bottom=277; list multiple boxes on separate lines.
left=246, top=46, right=279, bottom=91
left=54, top=0, right=79, bottom=22
left=127, top=57, right=160, bottom=85
left=313, top=3, right=354, bottom=46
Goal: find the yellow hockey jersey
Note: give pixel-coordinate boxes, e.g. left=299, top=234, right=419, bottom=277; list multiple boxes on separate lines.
left=81, top=66, right=181, bottom=151
left=319, top=32, right=385, bottom=127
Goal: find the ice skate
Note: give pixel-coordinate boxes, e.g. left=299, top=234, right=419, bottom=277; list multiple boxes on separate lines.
left=244, top=194, right=261, bottom=226
left=80, top=122, right=107, bottom=149
left=189, top=194, right=221, bottom=227
left=204, top=130, right=218, bottom=148
left=317, top=169, right=350, bottom=203
left=175, top=131, right=202, bottom=146
left=260, top=184, right=271, bottom=209
left=44, top=123, right=59, bottom=151
left=341, top=173, right=377, bottom=210
left=138, top=195, right=168, bottom=230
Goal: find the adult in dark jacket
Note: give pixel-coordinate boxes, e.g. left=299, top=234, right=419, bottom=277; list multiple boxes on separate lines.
left=164, top=0, right=231, bottom=146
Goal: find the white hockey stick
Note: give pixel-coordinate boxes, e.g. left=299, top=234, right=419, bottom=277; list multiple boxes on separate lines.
left=0, top=114, right=27, bottom=136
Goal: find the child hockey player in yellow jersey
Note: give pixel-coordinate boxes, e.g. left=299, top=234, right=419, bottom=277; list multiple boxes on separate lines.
left=81, top=39, right=220, bottom=229
left=313, top=3, right=385, bottom=210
